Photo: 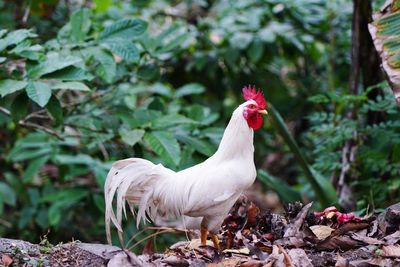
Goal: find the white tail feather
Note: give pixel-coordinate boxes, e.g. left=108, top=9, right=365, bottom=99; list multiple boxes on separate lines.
left=104, top=158, right=178, bottom=244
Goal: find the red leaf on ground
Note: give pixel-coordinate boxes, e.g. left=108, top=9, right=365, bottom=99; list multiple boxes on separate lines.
left=1, top=254, right=13, bottom=267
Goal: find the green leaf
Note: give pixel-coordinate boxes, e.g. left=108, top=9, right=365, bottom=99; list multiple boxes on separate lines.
left=99, top=19, right=147, bottom=41
left=26, top=81, right=52, bottom=107
left=42, top=66, right=93, bottom=81
left=70, top=8, right=91, bottom=42
left=51, top=81, right=90, bottom=91
left=152, top=114, right=197, bottom=129
left=0, top=79, right=28, bottom=97
left=370, top=6, right=400, bottom=93
left=0, top=29, right=8, bottom=38
left=230, top=32, right=252, bottom=50
left=46, top=95, right=63, bottom=126
left=144, top=131, right=181, bottom=166
left=10, top=92, right=29, bottom=123
left=93, top=194, right=105, bottom=212
left=27, top=53, right=82, bottom=79
left=84, top=47, right=116, bottom=83
left=10, top=42, right=44, bottom=61
left=0, top=195, right=3, bottom=215
left=55, top=154, right=94, bottom=165
left=23, top=156, right=49, bottom=183
left=120, top=129, right=145, bottom=146
left=41, top=188, right=87, bottom=203
left=8, top=147, right=52, bottom=162
left=0, top=182, right=16, bottom=206
left=102, top=40, right=139, bottom=62
left=94, top=0, right=112, bottom=12
left=175, top=83, right=205, bottom=98
left=137, top=64, right=160, bottom=81
left=258, top=170, right=300, bottom=203
left=176, top=134, right=215, bottom=156
left=201, top=127, right=224, bottom=144
left=268, top=104, right=338, bottom=206
left=48, top=203, right=62, bottom=226
left=248, top=39, right=264, bottom=63
left=18, top=207, right=35, bottom=229
left=155, top=23, right=189, bottom=54
left=0, top=29, right=37, bottom=52
left=7, top=133, right=54, bottom=161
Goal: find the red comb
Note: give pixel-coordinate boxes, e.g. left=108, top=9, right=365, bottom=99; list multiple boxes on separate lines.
left=242, top=85, right=266, bottom=109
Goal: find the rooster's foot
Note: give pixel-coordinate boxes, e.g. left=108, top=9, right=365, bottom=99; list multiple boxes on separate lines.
left=211, top=234, right=220, bottom=250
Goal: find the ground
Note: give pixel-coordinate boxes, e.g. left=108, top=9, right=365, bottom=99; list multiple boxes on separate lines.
left=1, top=200, right=400, bottom=266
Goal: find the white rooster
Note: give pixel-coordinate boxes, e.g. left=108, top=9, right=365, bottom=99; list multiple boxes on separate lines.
left=105, top=86, right=268, bottom=249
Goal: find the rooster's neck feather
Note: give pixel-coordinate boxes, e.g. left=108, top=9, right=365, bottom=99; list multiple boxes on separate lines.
left=213, top=102, right=254, bottom=160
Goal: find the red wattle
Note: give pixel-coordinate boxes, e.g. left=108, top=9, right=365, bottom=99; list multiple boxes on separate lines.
left=246, top=114, right=263, bottom=130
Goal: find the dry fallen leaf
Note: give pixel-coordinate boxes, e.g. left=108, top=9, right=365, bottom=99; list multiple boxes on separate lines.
left=187, top=238, right=213, bottom=249
left=310, top=225, right=335, bottom=240
left=223, top=247, right=250, bottom=255
left=284, top=202, right=313, bottom=238
left=350, top=258, right=394, bottom=266
left=332, top=222, right=370, bottom=236
left=239, top=259, right=264, bottom=267
left=335, top=253, right=349, bottom=267
left=1, top=254, right=13, bottom=267
left=288, top=248, right=312, bottom=267
left=211, top=258, right=240, bottom=267
left=384, top=230, right=400, bottom=245
left=382, top=244, right=400, bottom=258
left=162, top=255, right=190, bottom=266
left=278, top=245, right=294, bottom=267
left=245, top=202, right=260, bottom=228
left=317, top=235, right=363, bottom=251
left=107, top=250, right=143, bottom=267
left=350, top=232, right=384, bottom=245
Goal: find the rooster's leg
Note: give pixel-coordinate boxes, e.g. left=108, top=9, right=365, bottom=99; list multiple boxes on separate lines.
left=211, top=234, right=220, bottom=250
left=200, top=218, right=209, bottom=246
left=200, top=225, right=208, bottom=246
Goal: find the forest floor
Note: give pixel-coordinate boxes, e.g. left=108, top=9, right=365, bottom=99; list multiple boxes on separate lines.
left=1, top=199, right=400, bottom=267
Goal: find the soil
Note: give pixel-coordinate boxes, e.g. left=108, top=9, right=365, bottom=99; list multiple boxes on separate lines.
left=1, top=200, right=400, bottom=266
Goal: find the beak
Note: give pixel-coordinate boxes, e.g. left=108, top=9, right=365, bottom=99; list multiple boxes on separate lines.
left=258, top=109, right=268, bottom=115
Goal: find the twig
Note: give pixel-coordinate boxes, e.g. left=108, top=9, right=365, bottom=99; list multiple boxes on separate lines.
left=19, top=121, right=64, bottom=140
left=126, top=226, right=194, bottom=249
left=128, top=229, right=173, bottom=250
left=98, top=143, right=109, bottom=161
left=0, top=106, right=64, bottom=140
left=64, top=123, right=109, bottom=133
left=278, top=245, right=294, bottom=267
left=0, top=218, right=12, bottom=228
left=0, top=106, right=11, bottom=116
left=24, top=109, right=49, bottom=121
left=125, top=227, right=152, bottom=248
left=147, top=226, right=194, bottom=233
left=22, top=0, right=31, bottom=24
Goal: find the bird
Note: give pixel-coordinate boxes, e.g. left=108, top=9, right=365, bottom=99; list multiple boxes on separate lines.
left=104, top=85, right=268, bottom=249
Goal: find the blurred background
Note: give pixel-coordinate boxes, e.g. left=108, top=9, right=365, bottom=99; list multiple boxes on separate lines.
left=0, top=0, right=399, bottom=249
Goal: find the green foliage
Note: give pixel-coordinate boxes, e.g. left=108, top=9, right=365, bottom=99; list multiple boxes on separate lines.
left=268, top=104, right=338, bottom=206
left=305, top=83, right=400, bottom=208
left=0, top=0, right=398, bottom=249
left=369, top=0, right=400, bottom=103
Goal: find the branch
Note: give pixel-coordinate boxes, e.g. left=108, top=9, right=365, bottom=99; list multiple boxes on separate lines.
left=0, top=106, right=11, bottom=116
left=0, top=106, right=64, bottom=140
left=19, top=121, right=64, bottom=140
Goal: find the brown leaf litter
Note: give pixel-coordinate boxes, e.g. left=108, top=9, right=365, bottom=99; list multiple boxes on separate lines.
left=1, top=200, right=400, bottom=266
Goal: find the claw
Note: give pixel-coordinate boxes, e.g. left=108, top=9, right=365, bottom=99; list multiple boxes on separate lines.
left=211, top=234, right=220, bottom=250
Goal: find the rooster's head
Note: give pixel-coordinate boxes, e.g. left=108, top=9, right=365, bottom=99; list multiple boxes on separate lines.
left=242, top=85, right=268, bottom=130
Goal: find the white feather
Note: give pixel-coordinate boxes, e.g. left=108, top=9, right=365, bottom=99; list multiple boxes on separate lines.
left=104, top=100, right=258, bottom=243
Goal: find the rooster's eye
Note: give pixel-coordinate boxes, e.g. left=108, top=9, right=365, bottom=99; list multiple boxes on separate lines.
left=248, top=104, right=255, bottom=109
